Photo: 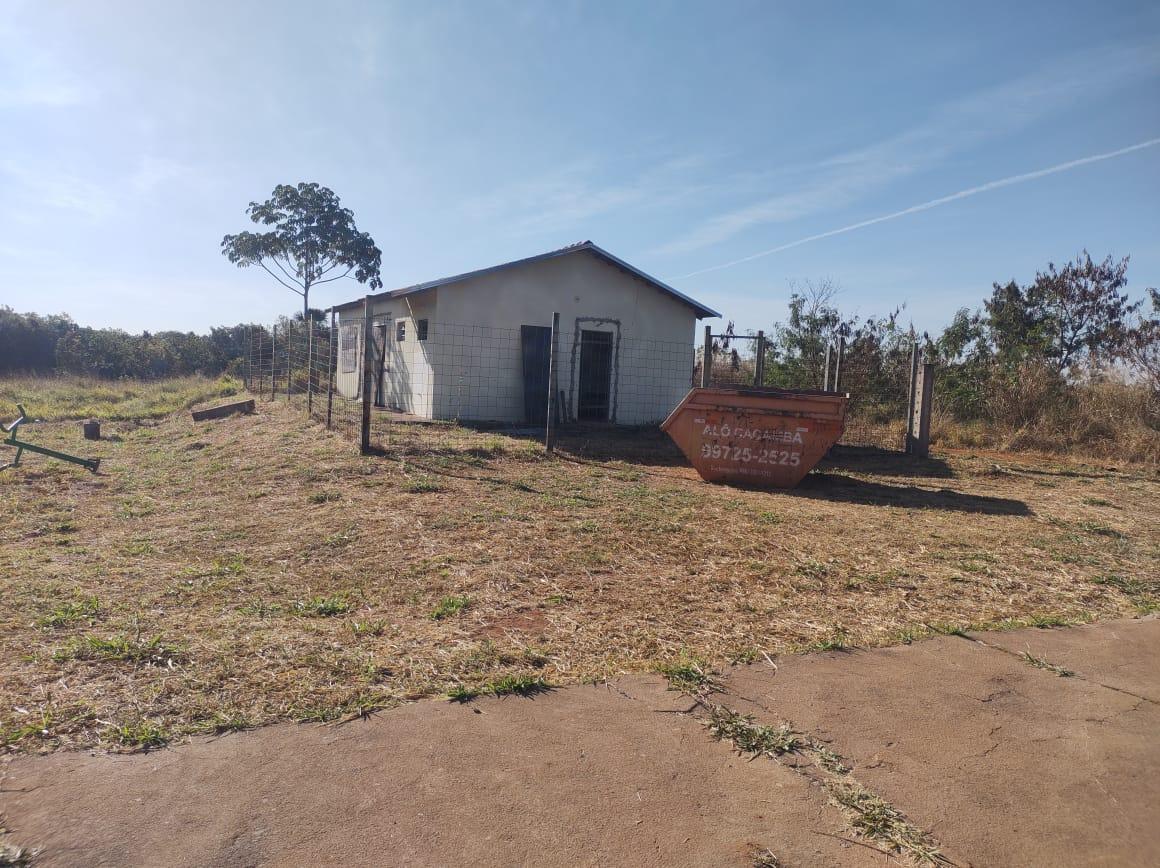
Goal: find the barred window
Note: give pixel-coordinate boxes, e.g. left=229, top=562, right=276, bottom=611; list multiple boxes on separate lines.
left=340, top=321, right=360, bottom=373
left=396, top=321, right=406, bottom=342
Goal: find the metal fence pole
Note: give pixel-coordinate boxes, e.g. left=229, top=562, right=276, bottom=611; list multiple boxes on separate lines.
left=834, top=336, right=846, bottom=393
left=545, top=311, right=560, bottom=453
left=823, top=343, right=832, bottom=391
left=754, top=330, right=766, bottom=386
left=326, top=310, right=335, bottom=431
left=306, top=317, right=315, bottom=417
left=700, top=324, right=712, bottom=388
left=360, top=298, right=374, bottom=454
left=269, top=323, right=277, bottom=402
left=285, top=320, right=293, bottom=402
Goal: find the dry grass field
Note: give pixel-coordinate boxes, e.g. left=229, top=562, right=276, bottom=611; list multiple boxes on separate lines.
left=1, top=386, right=1157, bottom=753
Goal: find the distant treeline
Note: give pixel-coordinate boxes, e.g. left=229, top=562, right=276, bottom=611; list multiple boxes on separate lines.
left=0, top=307, right=253, bottom=379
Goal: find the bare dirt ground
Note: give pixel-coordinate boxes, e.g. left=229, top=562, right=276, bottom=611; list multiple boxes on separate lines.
left=1, top=398, right=1157, bottom=753
left=2, top=618, right=1156, bottom=867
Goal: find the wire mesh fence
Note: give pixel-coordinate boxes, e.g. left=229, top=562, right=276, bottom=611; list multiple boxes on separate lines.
left=243, top=313, right=927, bottom=459
left=244, top=314, right=703, bottom=456
left=696, top=326, right=918, bottom=451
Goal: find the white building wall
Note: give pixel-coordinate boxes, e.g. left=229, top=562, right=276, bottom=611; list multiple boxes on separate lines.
left=336, top=249, right=700, bottom=425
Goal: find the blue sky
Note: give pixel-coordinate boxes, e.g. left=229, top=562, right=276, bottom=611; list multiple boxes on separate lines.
left=2, top=0, right=1158, bottom=336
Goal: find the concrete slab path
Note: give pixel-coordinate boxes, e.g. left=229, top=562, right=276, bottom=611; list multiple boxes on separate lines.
left=2, top=618, right=1157, bottom=867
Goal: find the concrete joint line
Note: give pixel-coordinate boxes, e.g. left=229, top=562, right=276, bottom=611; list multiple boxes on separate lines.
left=680, top=691, right=959, bottom=867
left=958, top=633, right=1160, bottom=706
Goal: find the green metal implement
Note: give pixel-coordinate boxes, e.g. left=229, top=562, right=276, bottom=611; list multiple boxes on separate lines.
left=2, top=404, right=101, bottom=473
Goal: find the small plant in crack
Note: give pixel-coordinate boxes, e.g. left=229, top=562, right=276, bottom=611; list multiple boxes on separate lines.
left=657, top=658, right=718, bottom=694
left=706, top=706, right=800, bottom=758
left=826, top=780, right=949, bottom=864
left=1021, top=652, right=1074, bottom=677
left=752, top=849, right=782, bottom=868
left=809, top=742, right=851, bottom=775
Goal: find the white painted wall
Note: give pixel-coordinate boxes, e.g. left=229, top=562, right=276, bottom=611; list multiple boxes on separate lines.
left=336, top=249, right=700, bottom=425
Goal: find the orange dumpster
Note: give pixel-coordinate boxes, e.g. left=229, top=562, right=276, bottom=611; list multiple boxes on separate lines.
left=661, top=387, right=848, bottom=488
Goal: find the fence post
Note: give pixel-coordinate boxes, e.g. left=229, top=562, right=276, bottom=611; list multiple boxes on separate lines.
left=326, top=310, right=336, bottom=430
left=754, top=330, right=765, bottom=387
left=833, top=336, right=846, bottom=393
left=545, top=311, right=560, bottom=453
left=285, top=320, right=293, bottom=402
left=306, top=317, right=314, bottom=417
left=912, top=360, right=935, bottom=458
left=269, top=323, right=277, bottom=402
left=905, top=339, right=920, bottom=453
left=700, top=324, right=712, bottom=388
left=823, top=343, right=832, bottom=391
left=360, top=298, right=374, bottom=453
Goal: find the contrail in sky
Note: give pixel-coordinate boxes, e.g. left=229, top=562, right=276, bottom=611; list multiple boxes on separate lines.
left=675, top=137, right=1160, bottom=280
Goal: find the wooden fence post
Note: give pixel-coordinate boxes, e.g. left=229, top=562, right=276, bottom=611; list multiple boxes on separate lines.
left=545, top=311, right=560, bottom=453
left=754, top=330, right=766, bottom=386
left=326, top=310, right=336, bottom=430
left=905, top=339, right=920, bottom=453
left=360, top=298, right=374, bottom=454
left=700, top=324, right=712, bottom=388
left=823, top=343, right=832, bottom=391
left=834, top=336, right=846, bottom=393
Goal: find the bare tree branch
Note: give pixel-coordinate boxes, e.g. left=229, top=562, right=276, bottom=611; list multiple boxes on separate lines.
left=258, top=262, right=304, bottom=295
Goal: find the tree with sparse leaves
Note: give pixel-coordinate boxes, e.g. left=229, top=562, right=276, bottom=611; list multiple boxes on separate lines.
left=985, top=251, right=1140, bottom=376
left=221, top=183, right=383, bottom=318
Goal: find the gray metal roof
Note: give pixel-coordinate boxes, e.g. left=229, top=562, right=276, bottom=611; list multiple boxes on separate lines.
left=328, top=241, right=720, bottom=318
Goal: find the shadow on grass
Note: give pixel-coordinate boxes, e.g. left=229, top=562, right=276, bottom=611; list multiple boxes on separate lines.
left=792, top=472, right=1032, bottom=515
left=819, top=445, right=955, bottom=479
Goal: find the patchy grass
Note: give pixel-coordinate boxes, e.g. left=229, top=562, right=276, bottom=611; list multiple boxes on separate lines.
left=0, top=375, right=241, bottom=422
left=826, top=779, right=949, bottom=864
left=448, top=674, right=552, bottom=702
left=0, top=834, right=35, bottom=868
left=107, top=718, right=169, bottom=749
left=657, top=657, right=717, bottom=694
left=430, top=595, right=470, bottom=620
left=804, top=629, right=852, bottom=652
left=705, top=706, right=800, bottom=757
left=37, top=596, right=101, bottom=629
left=52, top=634, right=182, bottom=666
left=290, top=596, right=351, bottom=618
left=1, top=388, right=1156, bottom=752
left=403, top=476, right=443, bottom=494
left=484, top=674, right=551, bottom=697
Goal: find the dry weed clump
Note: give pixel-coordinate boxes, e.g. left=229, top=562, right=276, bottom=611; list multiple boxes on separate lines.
left=933, top=375, right=1159, bottom=465
left=1, top=395, right=1156, bottom=753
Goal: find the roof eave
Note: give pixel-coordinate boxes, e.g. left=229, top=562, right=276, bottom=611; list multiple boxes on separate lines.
left=329, top=241, right=721, bottom=319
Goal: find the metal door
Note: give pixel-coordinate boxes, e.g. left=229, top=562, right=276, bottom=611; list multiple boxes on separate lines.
left=520, top=325, right=552, bottom=425
left=577, top=330, right=613, bottom=421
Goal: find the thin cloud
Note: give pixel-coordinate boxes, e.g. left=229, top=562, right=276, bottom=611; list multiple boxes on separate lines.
left=674, top=138, right=1160, bottom=280
left=655, top=38, right=1160, bottom=257
left=461, top=154, right=712, bottom=236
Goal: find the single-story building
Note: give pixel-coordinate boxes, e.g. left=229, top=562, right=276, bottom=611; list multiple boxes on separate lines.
left=329, top=241, right=719, bottom=426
